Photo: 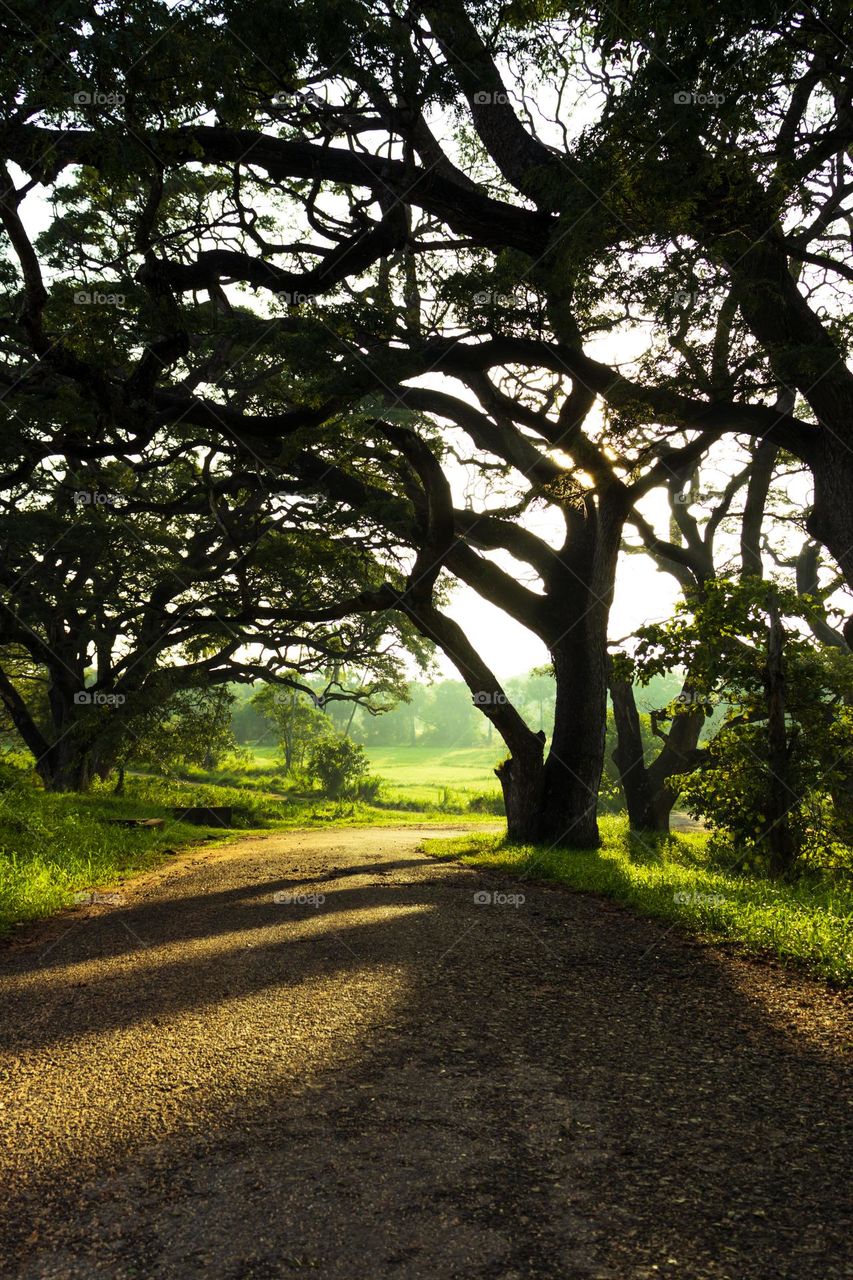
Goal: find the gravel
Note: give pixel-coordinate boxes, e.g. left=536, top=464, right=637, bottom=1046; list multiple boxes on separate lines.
left=0, top=824, right=849, bottom=1279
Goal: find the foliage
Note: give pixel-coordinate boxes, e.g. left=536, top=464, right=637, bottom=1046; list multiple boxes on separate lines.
left=118, top=685, right=239, bottom=775
left=632, top=579, right=853, bottom=867
left=0, top=0, right=851, bottom=848
left=251, top=683, right=332, bottom=774
left=307, top=735, right=371, bottom=798
left=0, top=781, right=235, bottom=936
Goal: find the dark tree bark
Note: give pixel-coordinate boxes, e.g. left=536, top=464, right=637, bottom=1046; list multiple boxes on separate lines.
left=611, top=678, right=664, bottom=832
left=763, top=602, right=799, bottom=878
left=610, top=679, right=705, bottom=834
left=807, top=442, right=853, bottom=630
left=534, top=492, right=627, bottom=848
left=740, top=438, right=779, bottom=578
left=494, top=732, right=546, bottom=844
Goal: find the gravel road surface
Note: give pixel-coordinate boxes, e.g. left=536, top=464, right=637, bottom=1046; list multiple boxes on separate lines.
left=0, top=825, right=849, bottom=1279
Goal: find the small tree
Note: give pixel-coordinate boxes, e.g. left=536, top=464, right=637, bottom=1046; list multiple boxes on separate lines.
left=307, top=737, right=371, bottom=800
left=633, top=580, right=853, bottom=875
left=251, top=685, right=332, bottom=775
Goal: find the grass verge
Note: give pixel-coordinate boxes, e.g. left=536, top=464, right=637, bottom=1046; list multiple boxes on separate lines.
left=423, top=816, right=852, bottom=985
left=0, top=772, right=495, bottom=938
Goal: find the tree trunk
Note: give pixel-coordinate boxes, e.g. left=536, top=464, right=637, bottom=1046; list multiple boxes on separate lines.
left=764, top=603, right=798, bottom=878
left=808, top=441, right=853, bottom=620
left=536, top=633, right=607, bottom=847
left=495, top=735, right=545, bottom=843
left=403, top=601, right=546, bottom=841
left=610, top=678, right=666, bottom=832
left=35, top=680, right=112, bottom=792
left=532, top=495, right=627, bottom=849
left=611, top=678, right=705, bottom=834
left=38, top=741, right=95, bottom=792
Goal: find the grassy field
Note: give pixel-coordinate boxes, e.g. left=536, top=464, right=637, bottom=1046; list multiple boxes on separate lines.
left=423, top=822, right=853, bottom=985
left=0, top=765, right=497, bottom=938
left=221, top=743, right=505, bottom=809
left=363, top=745, right=502, bottom=806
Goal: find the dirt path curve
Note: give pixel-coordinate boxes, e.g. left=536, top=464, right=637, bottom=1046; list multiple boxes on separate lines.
left=0, top=826, right=849, bottom=1280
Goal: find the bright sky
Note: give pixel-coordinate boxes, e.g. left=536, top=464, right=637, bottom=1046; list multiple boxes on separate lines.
left=442, top=548, right=681, bottom=678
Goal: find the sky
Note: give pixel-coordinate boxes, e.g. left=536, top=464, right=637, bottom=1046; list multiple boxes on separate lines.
left=441, top=546, right=681, bottom=679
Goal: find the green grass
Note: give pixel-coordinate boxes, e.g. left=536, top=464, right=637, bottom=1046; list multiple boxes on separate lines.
left=0, top=779, right=234, bottom=936
left=362, top=745, right=502, bottom=789
left=236, top=742, right=504, bottom=804
left=0, top=768, right=497, bottom=938
left=176, top=743, right=506, bottom=813
left=423, top=817, right=853, bottom=985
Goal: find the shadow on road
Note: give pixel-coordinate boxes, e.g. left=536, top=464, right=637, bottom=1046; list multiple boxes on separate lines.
left=0, top=829, right=848, bottom=1279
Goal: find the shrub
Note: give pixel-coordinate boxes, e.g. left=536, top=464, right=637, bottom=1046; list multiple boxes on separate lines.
left=354, top=774, right=383, bottom=803
left=467, top=791, right=505, bottom=815
left=307, top=736, right=370, bottom=798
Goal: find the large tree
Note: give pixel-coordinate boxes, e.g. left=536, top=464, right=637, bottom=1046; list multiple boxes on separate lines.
left=0, top=0, right=850, bottom=841
left=0, top=427, right=422, bottom=790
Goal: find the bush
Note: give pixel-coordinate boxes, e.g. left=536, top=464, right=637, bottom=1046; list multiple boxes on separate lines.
left=307, top=736, right=370, bottom=798
left=0, top=750, right=37, bottom=790
left=467, top=791, right=505, bottom=815
left=354, top=774, right=383, bottom=803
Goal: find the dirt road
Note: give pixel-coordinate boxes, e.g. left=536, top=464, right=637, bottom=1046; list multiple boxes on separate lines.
left=0, top=826, right=849, bottom=1279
